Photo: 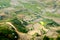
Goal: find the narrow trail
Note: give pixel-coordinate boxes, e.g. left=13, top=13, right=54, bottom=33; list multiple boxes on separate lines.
left=6, top=22, right=31, bottom=40
left=6, top=22, right=24, bottom=34
left=6, top=22, right=49, bottom=40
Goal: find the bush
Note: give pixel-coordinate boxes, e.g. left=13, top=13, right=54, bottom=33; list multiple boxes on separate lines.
left=11, top=18, right=28, bottom=33
left=0, top=24, right=18, bottom=40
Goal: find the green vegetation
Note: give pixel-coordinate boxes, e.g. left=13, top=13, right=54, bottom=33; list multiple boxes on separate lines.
left=43, top=36, right=49, bottom=40
left=39, top=19, right=60, bottom=27
left=0, top=24, right=18, bottom=40
left=44, top=12, right=60, bottom=18
left=56, top=30, right=60, bottom=34
left=57, top=36, right=60, bottom=40
left=43, top=36, right=60, bottom=40
left=0, top=0, right=11, bottom=9
left=11, top=18, right=28, bottom=33
left=0, top=0, right=60, bottom=40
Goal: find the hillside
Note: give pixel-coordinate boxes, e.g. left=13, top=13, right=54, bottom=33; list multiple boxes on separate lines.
left=0, top=0, right=60, bottom=40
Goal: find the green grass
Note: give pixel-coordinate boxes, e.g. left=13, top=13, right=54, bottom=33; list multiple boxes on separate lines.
left=44, top=12, right=60, bottom=18
left=39, top=18, right=60, bottom=27
left=22, top=3, right=43, bottom=13
left=0, top=0, right=11, bottom=9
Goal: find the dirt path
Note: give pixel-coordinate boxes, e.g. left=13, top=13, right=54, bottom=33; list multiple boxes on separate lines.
left=6, top=22, right=32, bottom=40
